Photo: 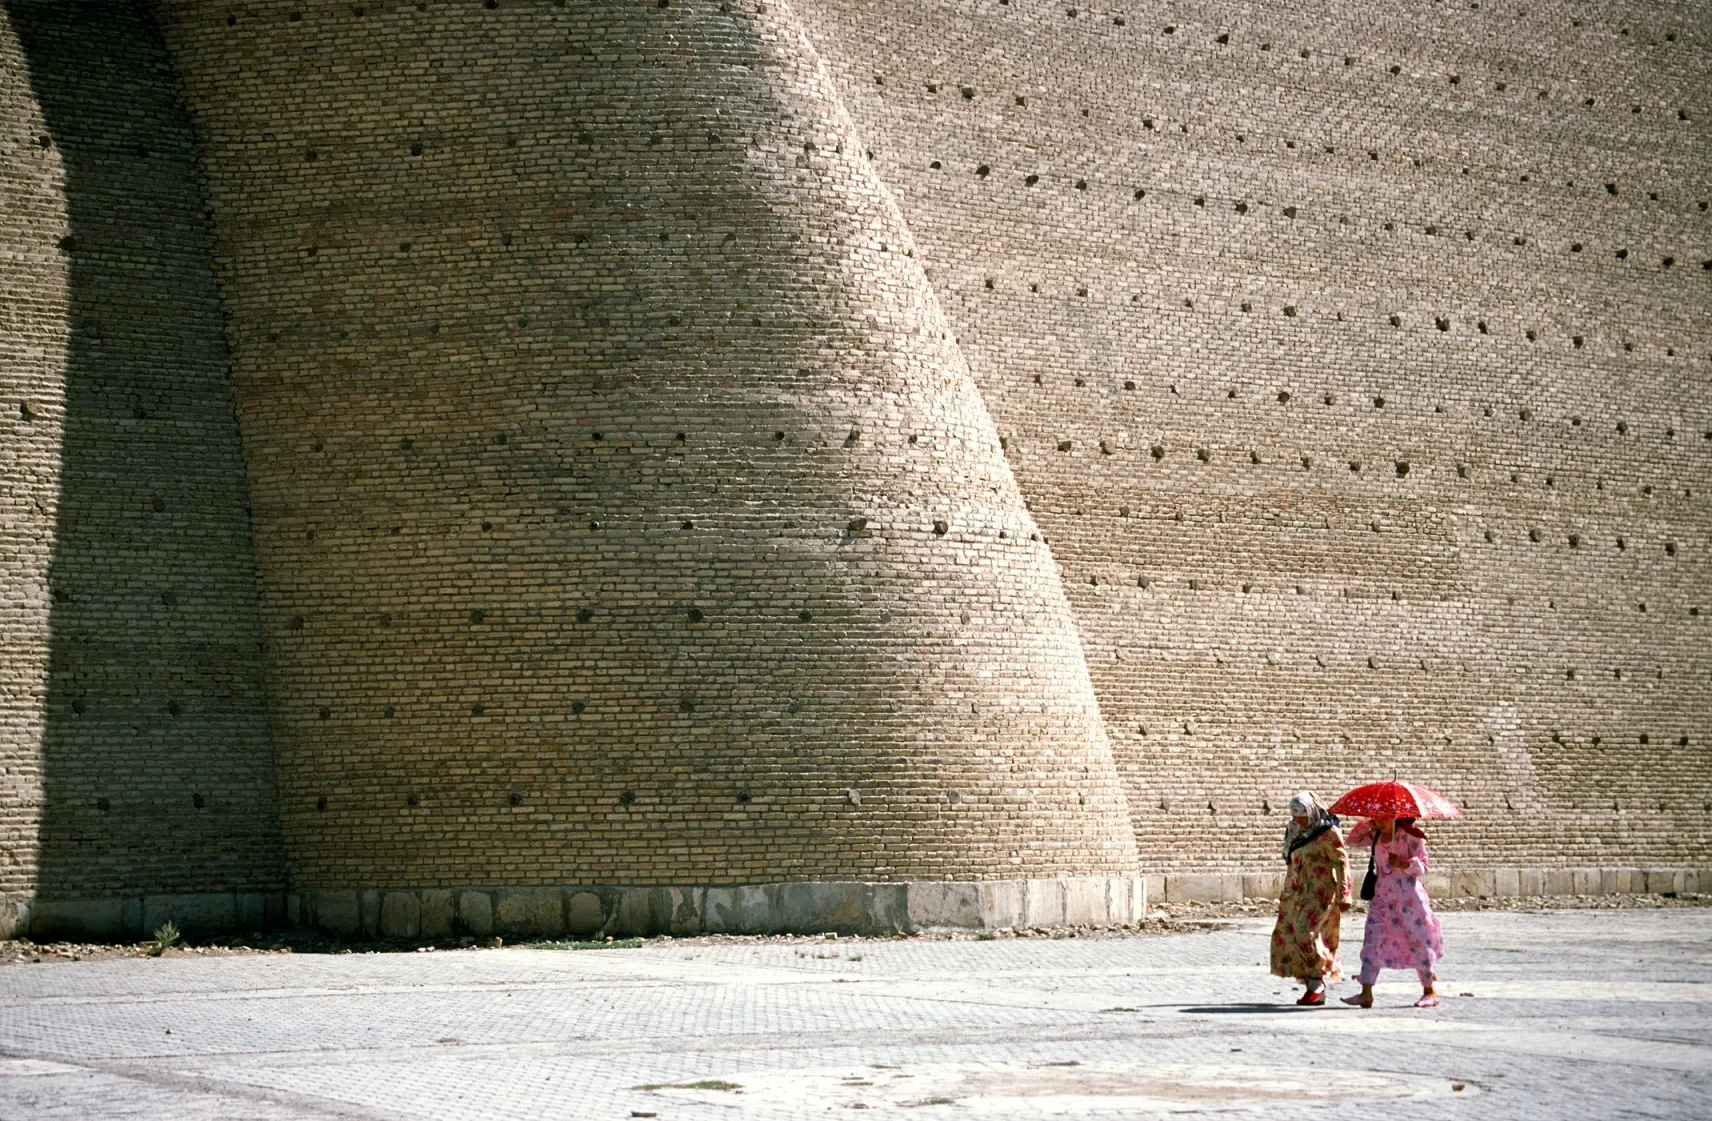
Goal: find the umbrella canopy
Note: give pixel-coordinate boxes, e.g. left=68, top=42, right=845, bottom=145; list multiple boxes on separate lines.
left=1329, top=780, right=1461, bottom=820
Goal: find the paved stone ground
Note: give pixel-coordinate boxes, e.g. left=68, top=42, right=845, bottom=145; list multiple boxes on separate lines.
left=0, top=909, right=1706, bottom=1119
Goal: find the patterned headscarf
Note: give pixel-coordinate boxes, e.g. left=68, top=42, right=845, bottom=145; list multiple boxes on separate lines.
left=1282, top=790, right=1334, bottom=861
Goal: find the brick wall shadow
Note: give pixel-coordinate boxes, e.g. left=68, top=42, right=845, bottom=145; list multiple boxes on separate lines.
left=8, top=0, right=284, bottom=937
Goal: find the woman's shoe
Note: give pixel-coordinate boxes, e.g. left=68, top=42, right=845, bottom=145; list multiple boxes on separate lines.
left=1296, top=989, right=1325, bottom=1006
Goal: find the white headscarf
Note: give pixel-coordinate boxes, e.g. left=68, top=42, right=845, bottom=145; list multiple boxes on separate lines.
left=1282, top=790, right=1333, bottom=861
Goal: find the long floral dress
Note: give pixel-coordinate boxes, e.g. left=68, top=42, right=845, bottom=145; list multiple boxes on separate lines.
left=1269, top=826, right=1351, bottom=981
left=1348, top=820, right=1444, bottom=984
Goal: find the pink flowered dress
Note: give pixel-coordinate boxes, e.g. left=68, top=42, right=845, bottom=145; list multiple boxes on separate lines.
left=1348, top=821, right=1444, bottom=984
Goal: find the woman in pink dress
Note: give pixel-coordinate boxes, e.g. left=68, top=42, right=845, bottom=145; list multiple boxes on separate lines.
left=1342, top=816, right=1444, bottom=1007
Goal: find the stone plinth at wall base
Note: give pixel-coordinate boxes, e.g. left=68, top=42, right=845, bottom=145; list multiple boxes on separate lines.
left=291, top=878, right=1149, bottom=940
left=20, top=892, right=287, bottom=942
left=1158, top=867, right=1703, bottom=904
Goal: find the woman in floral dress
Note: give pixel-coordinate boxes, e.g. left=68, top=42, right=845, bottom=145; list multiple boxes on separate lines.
left=1269, top=791, right=1351, bottom=1005
left=1342, top=816, right=1444, bottom=1007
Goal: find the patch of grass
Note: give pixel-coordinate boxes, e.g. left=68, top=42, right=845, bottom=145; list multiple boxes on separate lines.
left=633, top=1079, right=742, bottom=1092
left=524, top=937, right=644, bottom=950
left=148, top=921, right=181, bottom=958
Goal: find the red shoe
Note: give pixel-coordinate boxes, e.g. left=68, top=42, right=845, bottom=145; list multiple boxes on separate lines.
left=1296, top=989, right=1326, bottom=1006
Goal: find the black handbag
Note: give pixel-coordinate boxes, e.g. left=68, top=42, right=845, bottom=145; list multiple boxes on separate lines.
left=1359, top=840, right=1378, bottom=901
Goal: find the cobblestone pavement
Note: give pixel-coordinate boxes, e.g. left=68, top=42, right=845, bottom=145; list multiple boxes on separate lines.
left=0, top=909, right=1705, bottom=1120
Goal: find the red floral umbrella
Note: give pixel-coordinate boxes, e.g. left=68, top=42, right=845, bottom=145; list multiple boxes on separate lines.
left=1329, top=780, right=1462, bottom=820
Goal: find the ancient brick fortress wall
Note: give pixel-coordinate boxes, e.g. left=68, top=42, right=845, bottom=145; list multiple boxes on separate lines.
left=141, top=0, right=1139, bottom=925
left=797, top=0, right=1712, bottom=879
left=0, top=0, right=284, bottom=938
left=1, top=0, right=1706, bottom=939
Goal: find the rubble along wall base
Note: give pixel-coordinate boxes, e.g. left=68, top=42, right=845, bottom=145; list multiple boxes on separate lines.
left=10, top=868, right=1705, bottom=942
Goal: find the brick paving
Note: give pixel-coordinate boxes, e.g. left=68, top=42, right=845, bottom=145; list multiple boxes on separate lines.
left=0, top=908, right=1706, bottom=1119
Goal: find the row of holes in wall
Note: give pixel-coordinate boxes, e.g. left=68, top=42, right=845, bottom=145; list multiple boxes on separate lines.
left=903, top=170, right=1708, bottom=271
left=79, top=792, right=1709, bottom=815
left=236, top=0, right=1694, bottom=52
left=1029, top=444, right=1706, bottom=496
left=228, top=176, right=1712, bottom=273
left=1105, top=578, right=1703, bottom=614
left=114, top=113, right=1701, bottom=226
left=901, top=85, right=1696, bottom=154
left=1020, top=387, right=1709, bottom=438
left=298, top=786, right=936, bottom=812
left=276, top=668, right=1700, bottom=729
left=919, top=6, right=1696, bottom=113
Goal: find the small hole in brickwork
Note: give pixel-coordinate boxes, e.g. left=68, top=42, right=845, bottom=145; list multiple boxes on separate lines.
left=470, top=609, right=485, bottom=623
left=1573, top=336, right=1584, bottom=349
left=618, top=789, right=636, bottom=806
left=977, top=165, right=990, bottom=177
left=1235, top=201, right=1248, bottom=214
left=1525, top=329, right=1537, bottom=342
left=289, top=614, right=306, bottom=630
left=1151, top=445, right=1165, bottom=460
left=1349, top=461, right=1361, bottom=473
left=846, top=429, right=860, bottom=445
left=1301, top=456, right=1313, bottom=469
left=1436, top=317, right=1450, bottom=331
left=1666, top=542, right=1678, bottom=556
left=679, top=697, right=695, bottom=713
left=1196, top=448, right=1211, bottom=462
left=929, top=160, right=941, bottom=169
left=97, top=797, right=112, bottom=812
left=576, top=607, right=594, bottom=623
left=1058, top=440, right=1073, bottom=452
left=1617, top=421, right=1628, bottom=434
left=687, top=606, right=705, bottom=622
left=1283, top=305, right=1297, bottom=317
left=1194, top=196, right=1205, bottom=207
